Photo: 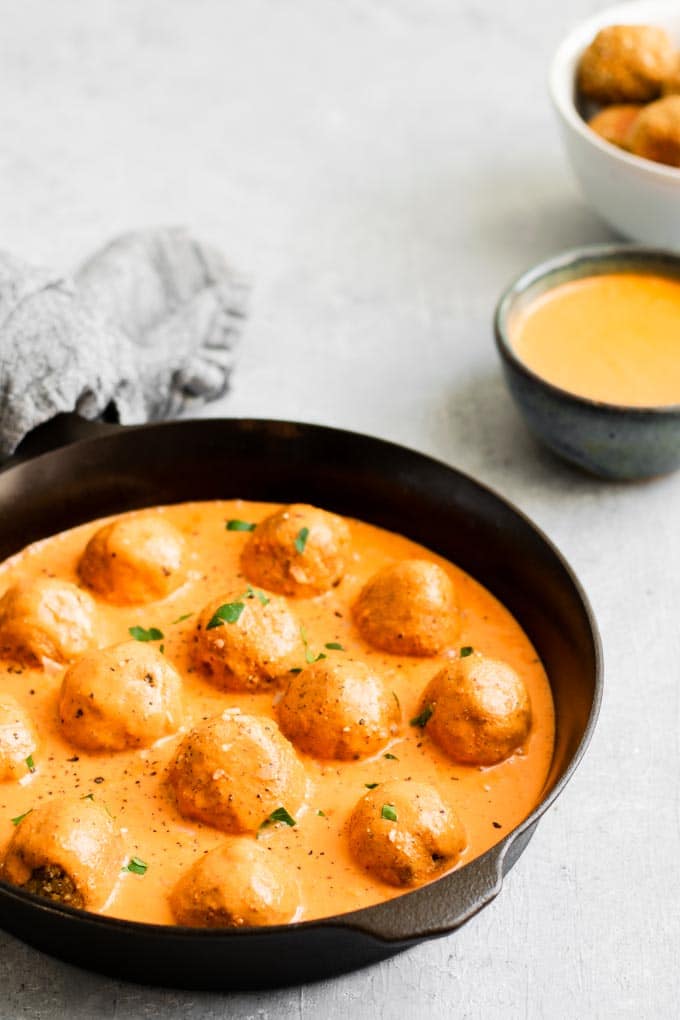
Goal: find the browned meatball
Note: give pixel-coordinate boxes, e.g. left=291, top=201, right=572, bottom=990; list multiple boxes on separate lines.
left=78, top=513, right=185, bottom=605
left=168, top=712, right=307, bottom=834
left=1, top=795, right=126, bottom=909
left=578, top=25, right=676, bottom=103
left=169, top=839, right=300, bottom=927
left=348, top=780, right=465, bottom=887
left=195, top=590, right=299, bottom=691
left=59, top=641, right=183, bottom=752
left=0, top=696, right=38, bottom=781
left=420, top=652, right=532, bottom=766
left=353, top=559, right=458, bottom=656
left=588, top=104, right=642, bottom=149
left=628, top=95, right=680, bottom=167
left=277, top=658, right=400, bottom=760
left=241, top=503, right=351, bottom=597
left=0, top=578, right=96, bottom=666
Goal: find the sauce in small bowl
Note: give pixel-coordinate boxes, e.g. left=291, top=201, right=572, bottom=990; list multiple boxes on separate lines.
left=494, top=245, right=680, bottom=479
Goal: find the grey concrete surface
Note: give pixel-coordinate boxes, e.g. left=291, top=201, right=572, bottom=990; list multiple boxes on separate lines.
left=0, top=1, right=677, bottom=1017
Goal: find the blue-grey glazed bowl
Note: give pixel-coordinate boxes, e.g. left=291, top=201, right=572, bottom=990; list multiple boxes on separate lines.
left=494, top=245, right=680, bottom=480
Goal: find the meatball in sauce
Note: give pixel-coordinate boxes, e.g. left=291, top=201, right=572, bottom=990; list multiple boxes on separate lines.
left=241, top=503, right=350, bottom=597
left=353, top=559, right=458, bottom=656
left=0, top=578, right=95, bottom=667
left=79, top=512, right=185, bottom=605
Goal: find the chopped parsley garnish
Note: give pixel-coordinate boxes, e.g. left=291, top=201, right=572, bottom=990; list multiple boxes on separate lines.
left=410, top=703, right=433, bottom=728
left=172, top=613, right=193, bottom=624
left=381, top=804, right=398, bottom=822
left=25, top=754, right=35, bottom=774
left=460, top=646, right=474, bottom=657
left=129, top=626, right=164, bottom=642
left=124, top=857, right=148, bottom=876
left=384, top=753, right=398, bottom=760
left=206, top=601, right=245, bottom=629
left=159, top=644, right=165, bottom=654
left=324, top=642, right=344, bottom=651
left=81, top=793, right=94, bottom=801
left=294, top=527, right=310, bottom=554
left=259, top=806, right=297, bottom=831
left=11, top=809, right=32, bottom=826
left=300, top=626, right=326, bottom=665
left=317, top=809, right=326, bottom=817
left=289, top=667, right=302, bottom=675
left=365, top=783, right=379, bottom=790
left=246, top=585, right=269, bottom=606
left=226, top=519, right=256, bottom=532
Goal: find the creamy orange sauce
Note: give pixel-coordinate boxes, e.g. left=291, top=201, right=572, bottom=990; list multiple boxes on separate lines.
left=0, top=501, right=554, bottom=924
left=510, top=272, right=680, bottom=407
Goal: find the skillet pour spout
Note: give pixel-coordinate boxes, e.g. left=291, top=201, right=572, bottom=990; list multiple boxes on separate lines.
left=0, top=415, right=602, bottom=989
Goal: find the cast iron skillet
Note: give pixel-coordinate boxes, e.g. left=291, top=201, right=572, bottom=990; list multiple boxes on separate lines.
left=0, top=415, right=602, bottom=990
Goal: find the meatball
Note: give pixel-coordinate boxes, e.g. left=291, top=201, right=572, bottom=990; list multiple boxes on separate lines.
left=277, top=658, right=400, bottom=760
left=628, top=95, right=680, bottom=167
left=0, top=696, right=38, bottom=782
left=59, top=640, right=183, bottom=752
left=195, top=590, right=299, bottom=691
left=170, top=839, right=299, bottom=927
left=353, top=559, right=458, bottom=656
left=577, top=25, right=676, bottom=103
left=348, top=780, right=465, bottom=887
left=78, top=512, right=185, bottom=605
left=420, top=652, right=532, bottom=766
left=587, top=104, right=642, bottom=149
left=241, top=503, right=351, bottom=597
left=168, top=712, right=306, bottom=834
left=1, top=795, right=125, bottom=909
left=0, top=578, right=96, bottom=666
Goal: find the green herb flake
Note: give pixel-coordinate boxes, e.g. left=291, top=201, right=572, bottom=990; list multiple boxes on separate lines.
left=124, top=856, right=148, bottom=876
left=246, top=585, right=270, bottom=606
left=365, top=783, right=379, bottom=790
left=317, top=809, right=326, bottom=817
left=159, top=644, right=165, bottom=655
left=129, top=625, right=164, bottom=642
left=11, top=809, right=32, bottom=826
left=300, top=625, right=326, bottom=664
left=392, top=691, right=401, bottom=710
left=81, top=793, right=94, bottom=801
left=206, top=602, right=245, bottom=629
left=460, top=646, right=474, bottom=658
left=294, top=527, right=310, bottom=554
left=226, top=519, right=256, bottom=532
left=289, top=667, right=303, bottom=675
left=381, top=804, right=398, bottom=822
left=410, top=703, right=433, bottom=728
left=25, top=754, right=35, bottom=774
left=172, top=613, right=193, bottom=624
left=324, top=642, right=344, bottom=651
left=260, top=806, right=297, bottom=830
left=384, top=753, right=398, bottom=760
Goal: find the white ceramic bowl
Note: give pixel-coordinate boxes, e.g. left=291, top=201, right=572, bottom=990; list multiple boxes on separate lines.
left=549, top=1, right=680, bottom=247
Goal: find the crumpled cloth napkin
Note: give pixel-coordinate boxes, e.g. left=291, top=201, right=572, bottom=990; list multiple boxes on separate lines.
left=0, top=227, right=249, bottom=458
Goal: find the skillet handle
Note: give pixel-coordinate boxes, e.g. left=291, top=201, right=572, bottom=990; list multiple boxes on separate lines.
left=2, top=413, right=123, bottom=470
left=339, top=842, right=507, bottom=944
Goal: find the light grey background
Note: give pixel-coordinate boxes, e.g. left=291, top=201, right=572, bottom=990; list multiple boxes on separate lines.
left=0, top=1, right=677, bottom=1017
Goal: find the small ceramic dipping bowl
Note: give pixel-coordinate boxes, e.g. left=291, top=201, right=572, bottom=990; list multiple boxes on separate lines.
left=494, top=244, right=680, bottom=480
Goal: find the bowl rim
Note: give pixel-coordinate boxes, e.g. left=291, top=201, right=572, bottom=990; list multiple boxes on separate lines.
left=494, top=242, right=680, bottom=415
left=548, top=0, right=680, bottom=183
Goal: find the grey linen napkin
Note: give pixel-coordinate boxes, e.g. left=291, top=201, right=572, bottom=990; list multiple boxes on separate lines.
left=0, top=227, right=248, bottom=458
